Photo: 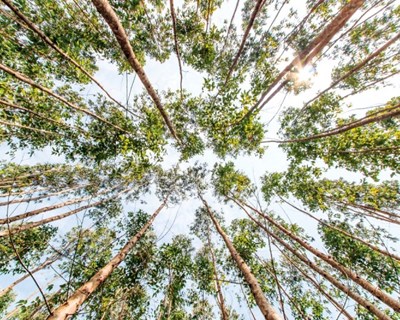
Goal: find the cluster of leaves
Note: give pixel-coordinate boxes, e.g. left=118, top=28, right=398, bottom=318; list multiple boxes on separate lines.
left=1, top=0, right=400, bottom=319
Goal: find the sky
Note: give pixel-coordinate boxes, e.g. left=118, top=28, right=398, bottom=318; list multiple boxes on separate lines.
left=1, top=0, right=400, bottom=318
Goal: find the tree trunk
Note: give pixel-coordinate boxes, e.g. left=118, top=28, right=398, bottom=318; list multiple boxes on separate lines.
left=47, top=198, right=168, bottom=320
left=0, top=166, right=60, bottom=184
left=245, top=0, right=364, bottom=117
left=279, top=251, right=354, bottom=320
left=235, top=198, right=400, bottom=313
left=224, top=0, right=265, bottom=84
left=0, top=187, right=114, bottom=224
left=200, top=194, right=283, bottom=320
left=0, top=63, right=129, bottom=135
left=337, top=146, right=400, bottom=155
left=0, top=189, right=128, bottom=237
left=169, top=0, right=183, bottom=98
left=0, top=98, right=84, bottom=134
left=0, top=185, right=86, bottom=207
left=0, top=0, right=131, bottom=115
left=235, top=199, right=391, bottom=320
left=0, top=187, right=47, bottom=197
left=275, top=103, right=400, bottom=144
left=306, top=31, right=400, bottom=106
left=0, top=119, right=59, bottom=136
left=281, top=197, right=400, bottom=262
left=206, top=224, right=229, bottom=320
left=0, top=253, right=61, bottom=297
left=90, top=0, right=180, bottom=142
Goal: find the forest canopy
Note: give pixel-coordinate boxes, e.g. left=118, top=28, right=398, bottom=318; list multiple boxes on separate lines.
left=0, top=0, right=400, bottom=319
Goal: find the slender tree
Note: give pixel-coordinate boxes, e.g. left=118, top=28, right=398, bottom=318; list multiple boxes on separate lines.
left=199, top=195, right=283, bottom=320
left=47, top=198, right=168, bottom=319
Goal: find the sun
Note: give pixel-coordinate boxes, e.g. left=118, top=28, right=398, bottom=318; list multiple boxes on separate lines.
left=296, top=65, right=316, bottom=84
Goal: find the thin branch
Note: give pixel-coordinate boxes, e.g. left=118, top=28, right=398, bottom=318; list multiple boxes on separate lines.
left=5, top=184, right=52, bottom=314
left=169, top=0, right=183, bottom=99
left=0, top=0, right=138, bottom=118
left=0, top=63, right=130, bottom=135
left=224, top=0, right=265, bottom=85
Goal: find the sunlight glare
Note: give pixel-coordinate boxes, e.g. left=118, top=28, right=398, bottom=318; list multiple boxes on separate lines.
left=296, top=65, right=316, bottom=84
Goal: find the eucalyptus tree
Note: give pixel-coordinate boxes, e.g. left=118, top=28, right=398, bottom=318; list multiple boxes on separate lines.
left=47, top=209, right=162, bottom=320
left=212, top=162, right=400, bottom=318
left=1, top=0, right=400, bottom=319
left=199, top=197, right=283, bottom=320
left=261, top=164, right=400, bottom=224
left=276, top=94, right=400, bottom=179
left=191, top=207, right=232, bottom=320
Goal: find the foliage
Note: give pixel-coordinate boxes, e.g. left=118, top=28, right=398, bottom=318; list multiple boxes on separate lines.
left=0, top=0, right=399, bottom=319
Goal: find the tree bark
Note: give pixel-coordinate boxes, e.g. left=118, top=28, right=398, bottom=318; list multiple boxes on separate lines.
left=0, top=0, right=133, bottom=116
left=47, top=198, right=168, bottom=320
left=306, top=31, right=400, bottom=106
left=265, top=103, right=400, bottom=144
left=0, top=63, right=129, bottom=135
left=0, top=185, right=86, bottom=207
left=0, top=187, right=47, bottom=197
left=200, top=194, right=283, bottom=320
left=280, top=251, right=355, bottom=320
left=337, top=146, right=400, bottom=155
left=281, top=197, right=400, bottom=262
left=224, top=0, right=265, bottom=84
left=90, top=0, right=180, bottom=142
left=0, top=189, right=128, bottom=237
left=0, top=187, right=113, bottom=224
left=235, top=198, right=400, bottom=313
left=0, top=98, right=86, bottom=134
left=206, top=224, right=229, bottom=320
left=169, top=0, right=183, bottom=98
left=0, top=253, right=60, bottom=297
left=0, top=119, right=59, bottom=136
left=245, top=0, right=365, bottom=118
left=234, top=199, right=391, bottom=320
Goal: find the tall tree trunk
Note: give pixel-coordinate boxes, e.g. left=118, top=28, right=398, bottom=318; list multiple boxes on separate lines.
left=336, top=199, right=400, bottom=220
left=235, top=199, right=391, bottom=320
left=0, top=185, right=86, bottom=207
left=0, top=98, right=85, bottom=134
left=47, top=198, right=168, bottom=320
left=0, top=254, right=60, bottom=297
left=0, top=0, right=132, bottom=115
left=0, top=187, right=112, bottom=224
left=244, top=0, right=364, bottom=118
left=306, top=32, right=400, bottom=106
left=281, top=197, right=400, bottom=262
left=169, top=0, right=183, bottom=98
left=90, top=0, right=180, bottom=142
left=224, top=0, right=265, bottom=84
left=0, top=63, right=129, bottom=135
left=233, top=197, right=400, bottom=313
left=206, top=224, right=229, bottom=320
left=0, top=166, right=61, bottom=184
left=280, top=251, right=355, bottom=320
left=219, top=0, right=240, bottom=56
left=0, top=189, right=128, bottom=237
left=200, top=194, right=283, bottom=320
left=0, top=187, right=47, bottom=197
left=337, top=146, right=400, bottom=155
left=0, top=119, right=59, bottom=136
left=273, top=103, right=400, bottom=144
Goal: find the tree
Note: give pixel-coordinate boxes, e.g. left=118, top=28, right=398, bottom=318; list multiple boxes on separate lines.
left=1, top=0, right=399, bottom=319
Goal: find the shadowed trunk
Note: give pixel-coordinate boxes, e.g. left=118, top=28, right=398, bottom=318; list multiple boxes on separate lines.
left=233, top=198, right=391, bottom=320
left=47, top=198, right=168, bottom=320
left=90, top=0, right=180, bottom=142
left=200, top=194, right=283, bottom=320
